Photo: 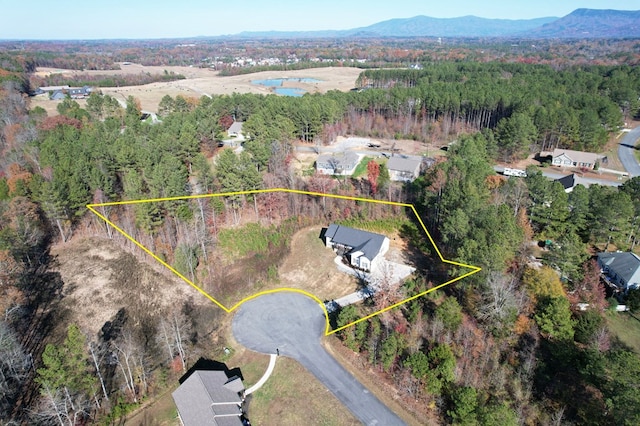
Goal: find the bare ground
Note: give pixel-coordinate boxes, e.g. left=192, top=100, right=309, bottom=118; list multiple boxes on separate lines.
left=277, top=226, right=360, bottom=302
left=51, top=237, right=206, bottom=337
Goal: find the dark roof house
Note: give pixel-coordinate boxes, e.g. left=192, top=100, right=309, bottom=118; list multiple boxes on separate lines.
left=68, top=86, right=92, bottom=99
left=172, top=370, right=245, bottom=426
left=555, top=173, right=589, bottom=193
left=598, top=251, right=640, bottom=292
left=323, top=224, right=390, bottom=272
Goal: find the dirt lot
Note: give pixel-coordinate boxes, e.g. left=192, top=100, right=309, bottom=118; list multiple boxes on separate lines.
left=52, top=237, right=206, bottom=337
left=278, top=226, right=360, bottom=302
left=32, top=64, right=362, bottom=113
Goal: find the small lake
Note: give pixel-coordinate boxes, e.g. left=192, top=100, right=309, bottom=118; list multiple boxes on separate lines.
left=251, top=77, right=322, bottom=96
left=275, top=87, right=306, bottom=97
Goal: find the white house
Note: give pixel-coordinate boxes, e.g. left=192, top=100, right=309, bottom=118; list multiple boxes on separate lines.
left=598, top=251, right=640, bottom=292
left=387, top=155, right=423, bottom=182
left=315, top=152, right=360, bottom=176
left=227, top=121, right=244, bottom=138
left=552, top=149, right=603, bottom=170
left=322, top=224, right=390, bottom=272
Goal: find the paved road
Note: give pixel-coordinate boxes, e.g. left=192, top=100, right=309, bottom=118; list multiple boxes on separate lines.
left=618, top=127, right=640, bottom=177
left=232, top=292, right=406, bottom=426
left=493, top=166, right=622, bottom=187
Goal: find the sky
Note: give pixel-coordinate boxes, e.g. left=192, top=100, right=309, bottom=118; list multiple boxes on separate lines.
left=1, top=0, right=638, bottom=40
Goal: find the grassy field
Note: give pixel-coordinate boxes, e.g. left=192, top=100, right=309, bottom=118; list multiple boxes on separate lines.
left=351, top=156, right=386, bottom=178
left=124, top=389, right=179, bottom=426
left=605, top=311, right=640, bottom=354
left=247, top=357, right=360, bottom=426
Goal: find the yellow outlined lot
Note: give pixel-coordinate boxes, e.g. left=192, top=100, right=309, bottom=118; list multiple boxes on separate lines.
left=87, top=188, right=481, bottom=335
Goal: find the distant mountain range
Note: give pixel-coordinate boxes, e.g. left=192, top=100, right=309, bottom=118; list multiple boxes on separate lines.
left=232, top=9, right=640, bottom=39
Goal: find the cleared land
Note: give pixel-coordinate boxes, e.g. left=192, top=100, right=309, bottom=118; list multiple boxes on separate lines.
left=31, top=64, right=363, bottom=113
left=51, top=237, right=206, bottom=337
left=606, top=311, right=640, bottom=355
left=278, top=226, right=360, bottom=302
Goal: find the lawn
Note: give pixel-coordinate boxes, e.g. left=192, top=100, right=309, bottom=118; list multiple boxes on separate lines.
left=605, top=311, right=640, bottom=354
left=351, top=156, right=385, bottom=178
left=247, top=356, right=360, bottom=426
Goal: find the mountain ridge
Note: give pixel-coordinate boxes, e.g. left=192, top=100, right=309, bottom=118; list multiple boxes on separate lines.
left=229, top=9, right=640, bottom=39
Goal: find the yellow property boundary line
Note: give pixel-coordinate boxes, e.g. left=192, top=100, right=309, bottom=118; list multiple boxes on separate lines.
left=87, top=188, right=481, bottom=335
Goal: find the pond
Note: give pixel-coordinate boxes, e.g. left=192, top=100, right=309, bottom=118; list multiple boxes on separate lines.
left=251, top=77, right=322, bottom=96
left=274, top=87, right=306, bottom=97
left=252, top=77, right=322, bottom=87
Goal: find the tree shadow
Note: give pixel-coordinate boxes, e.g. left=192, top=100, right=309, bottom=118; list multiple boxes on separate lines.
left=179, top=357, right=244, bottom=384
left=12, top=247, right=70, bottom=420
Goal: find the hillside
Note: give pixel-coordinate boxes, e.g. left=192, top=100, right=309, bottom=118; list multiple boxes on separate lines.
left=233, top=9, right=640, bottom=39
left=235, top=15, right=557, bottom=39
left=525, top=8, right=640, bottom=38
left=347, top=15, right=556, bottom=37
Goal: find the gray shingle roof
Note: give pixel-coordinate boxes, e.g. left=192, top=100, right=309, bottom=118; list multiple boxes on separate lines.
left=325, top=224, right=386, bottom=261
left=387, top=155, right=422, bottom=174
left=172, top=371, right=244, bottom=426
left=228, top=122, right=243, bottom=134
left=552, top=149, right=603, bottom=166
left=316, top=152, right=359, bottom=171
left=598, top=252, right=640, bottom=288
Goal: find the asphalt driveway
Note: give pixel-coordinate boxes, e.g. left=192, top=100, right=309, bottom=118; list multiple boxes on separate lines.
left=619, top=127, right=640, bottom=177
left=232, top=291, right=406, bottom=426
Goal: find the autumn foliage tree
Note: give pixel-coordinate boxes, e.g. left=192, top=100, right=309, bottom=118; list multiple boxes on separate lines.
left=568, top=259, right=607, bottom=311
left=367, top=160, right=380, bottom=194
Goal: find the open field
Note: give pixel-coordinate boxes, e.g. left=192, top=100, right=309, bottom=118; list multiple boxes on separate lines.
left=32, top=64, right=363, bottom=113
left=52, top=236, right=207, bottom=337
left=277, top=226, right=360, bottom=302
left=606, top=311, right=640, bottom=355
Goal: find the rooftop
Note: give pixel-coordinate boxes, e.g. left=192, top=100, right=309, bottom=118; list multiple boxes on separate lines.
left=387, top=155, right=422, bottom=173
left=325, top=224, right=387, bottom=261
left=317, top=151, right=359, bottom=166
left=598, top=251, right=640, bottom=286
left=552, top=148, right=603, bottom=164
left=172, top=370, right=244, bottom=426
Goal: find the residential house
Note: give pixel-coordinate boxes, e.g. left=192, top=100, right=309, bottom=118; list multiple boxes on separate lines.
left=598, top=251, right=640, bottom=292
left=172, top=370, right=245, bottom=426
left=322, top=224, right=390, bottom=272
left=315, top=152, right=360, bottom=176
left=555, top=173, right=588, bottom=193
left=552, top=149, right=603, bottom=170
left=387, top=155, right=423, bottom=182
left=50, top=90, right=66, bottom=101
left=68, top=86, right=92, bottom=99
left=227, top=121, right=244, bottom=138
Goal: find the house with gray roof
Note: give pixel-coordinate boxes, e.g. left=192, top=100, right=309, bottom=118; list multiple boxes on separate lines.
left=172, top=370, right=245, bottom=426
left=598, top=251, right=640, bottom=292
left=315, top=152, right=360, bottom=176
left=50, top=90, right=66, bottom=101
left=227, top=121, right=244, bottom=138
left=322, top=224, right=389, bottom=272
left=387, top=155, right=423, bottom=182
left=552, top=149, right=603, bottom=170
